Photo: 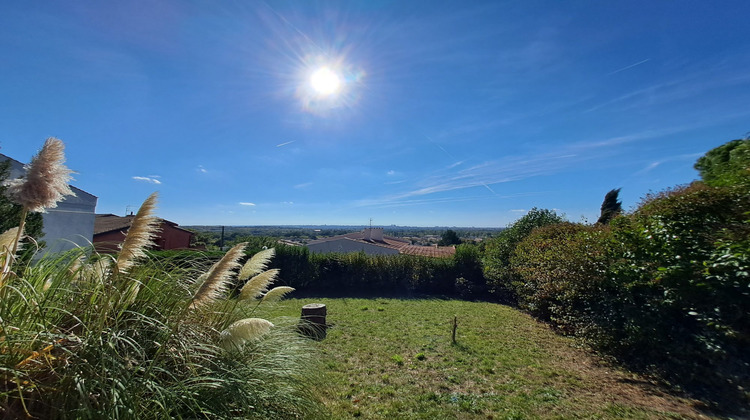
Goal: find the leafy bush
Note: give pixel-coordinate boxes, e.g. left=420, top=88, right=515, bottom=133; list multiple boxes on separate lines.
left=694, top=138, right=750, bottom=188
left=510, top=223, right=612, bottom=332
left=508, top=183, right=750, bottom=407
left=607, top=184, right=750, bottom=390
left=453, top=243, right=485, bottom=299
left=483, top=208, right=565, bottom=301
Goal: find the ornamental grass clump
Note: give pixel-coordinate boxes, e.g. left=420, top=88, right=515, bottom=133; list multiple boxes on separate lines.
left=0, top=138, right=323, bottom=419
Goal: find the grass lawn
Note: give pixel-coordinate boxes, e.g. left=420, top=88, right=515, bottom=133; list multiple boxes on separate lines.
left=262, top=298, right=711, bottom=419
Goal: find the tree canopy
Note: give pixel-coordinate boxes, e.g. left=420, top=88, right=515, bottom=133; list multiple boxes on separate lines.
left=438, top=229, right=461, bottom=246
left=694, top=137, right=750, bottom=187
left=596, top=188, right=622, bottom=225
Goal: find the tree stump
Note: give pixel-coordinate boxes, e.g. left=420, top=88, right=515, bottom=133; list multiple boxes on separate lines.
left=299, top=303, right=327, bottom=340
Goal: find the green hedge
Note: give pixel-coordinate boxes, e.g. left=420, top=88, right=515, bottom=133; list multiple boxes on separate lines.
left=152, top=243, right=487, bottom=298
left=508, top=183, right=750, bottom=407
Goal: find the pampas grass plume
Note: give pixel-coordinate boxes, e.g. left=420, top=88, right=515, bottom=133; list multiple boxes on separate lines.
left=239, top=268, right=279, bottom=301
left=192, top=242, right=247, bottom=307
left=238, top=248, right=275, bottom=280
left=260, top=286, right=295, bottom=303
left=4, top=137, right=75, bottom=212
left=115, top=192, right=160, bottom=274
left=220, top=318, right=274, bottom=349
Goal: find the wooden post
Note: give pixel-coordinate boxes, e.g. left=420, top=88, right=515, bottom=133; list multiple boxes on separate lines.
left=451, top=316, right=457, bottom=344
left=300, top=303, right=327, bottom=340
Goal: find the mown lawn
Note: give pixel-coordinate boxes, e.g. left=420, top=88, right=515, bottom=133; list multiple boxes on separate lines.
left=262, top=298, right=711, bottom=419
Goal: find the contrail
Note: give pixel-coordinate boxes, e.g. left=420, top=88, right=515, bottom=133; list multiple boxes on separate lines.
left=276, top=140, right=295, bottom=147
left=607, top=59, right=650, bottom=76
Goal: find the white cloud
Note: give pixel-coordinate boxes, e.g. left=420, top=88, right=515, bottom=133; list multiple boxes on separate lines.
left=294, top=182, right=313, bottom=189
left=510, top=209, right=526, bottom=213
left=197, top=165, right=208, bottom=173
left=239, top=202, right=256, bottom=206
left=387, top=170, right=396, bottom=176
left=132, top=176, right=161, bottom=185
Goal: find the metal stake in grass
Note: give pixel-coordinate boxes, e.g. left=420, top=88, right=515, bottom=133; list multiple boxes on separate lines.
left=451, top=316, right=457, bottom=344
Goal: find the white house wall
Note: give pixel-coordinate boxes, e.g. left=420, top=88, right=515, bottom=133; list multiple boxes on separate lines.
left=307, top=239, right=399, bottom=256
left=42, top=186, right=97, bottom=253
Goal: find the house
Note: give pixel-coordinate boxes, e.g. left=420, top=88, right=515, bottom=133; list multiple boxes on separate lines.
left=94, top=214, right=194, bottom=252
left=306, top=228, right=456, bottom=258
left=1, top=153, right=98, bottom=253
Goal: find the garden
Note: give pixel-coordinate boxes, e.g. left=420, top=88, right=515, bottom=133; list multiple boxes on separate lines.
left=1, top=136, right=748, bottom=418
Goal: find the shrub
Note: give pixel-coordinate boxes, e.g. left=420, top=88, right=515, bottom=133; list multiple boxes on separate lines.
left=483, top=208, right=565, bottom=301
left=506, top=182, right=750, bottom=406
left=694, top=137, right=750, bottom=188
left=606, top=184, right=750, bottom=390
left=510, top=223, right=612, bottom=333
left=453, top=243, right=486, bottom=299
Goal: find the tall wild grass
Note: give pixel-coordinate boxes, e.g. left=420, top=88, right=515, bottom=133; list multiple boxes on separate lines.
left=0, top=138, right=323, bottom=419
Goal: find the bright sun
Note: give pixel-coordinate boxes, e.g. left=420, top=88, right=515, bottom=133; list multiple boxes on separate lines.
left=310, top=67, right=341, bottom=95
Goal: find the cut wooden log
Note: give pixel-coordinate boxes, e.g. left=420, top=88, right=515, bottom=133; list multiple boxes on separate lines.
left=299, top=303, right=327, bottom=340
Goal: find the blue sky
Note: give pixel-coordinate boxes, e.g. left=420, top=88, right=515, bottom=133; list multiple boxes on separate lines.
left=2, top=1, right=749, bottom=227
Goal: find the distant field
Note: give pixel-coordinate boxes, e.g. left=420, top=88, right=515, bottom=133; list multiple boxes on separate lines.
left=262, top=298, right=709, bottom=419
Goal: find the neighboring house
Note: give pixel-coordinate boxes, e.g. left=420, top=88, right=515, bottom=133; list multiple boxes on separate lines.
left=306, top=228, right=456, bottom=258
left=1, top=153, right=98, bottom=253
left=94, top=214, right=194, bottom=252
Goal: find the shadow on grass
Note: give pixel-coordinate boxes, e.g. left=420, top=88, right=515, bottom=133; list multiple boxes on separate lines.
left=290, top=288, right=519, bottom=307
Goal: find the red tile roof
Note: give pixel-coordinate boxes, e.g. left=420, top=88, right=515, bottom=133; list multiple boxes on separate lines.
left=94, top=214, right=193, bottom=235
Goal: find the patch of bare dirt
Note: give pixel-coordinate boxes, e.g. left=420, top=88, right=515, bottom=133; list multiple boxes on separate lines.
left=548, top=341, right=721, bottom=419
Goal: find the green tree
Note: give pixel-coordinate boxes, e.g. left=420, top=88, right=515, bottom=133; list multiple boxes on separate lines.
left=596, top=188, right=622, bottom=225
left=694, top=137, right=750, bottom=187
left=438, top=229, right=461, bottom=246
left=0, top=160, right=43, bottom=242
left=483, top=208, right=564, bottom=300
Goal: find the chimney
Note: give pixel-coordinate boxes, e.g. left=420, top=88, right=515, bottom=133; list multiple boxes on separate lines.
left=362, top=228, right=384, bottom=241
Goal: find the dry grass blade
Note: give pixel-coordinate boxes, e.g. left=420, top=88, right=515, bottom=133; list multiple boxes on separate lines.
left=238, top=248, right=275, bottom=280
left=220, top=318, right=274, bottom=349
left=239, top=269, right=279, bottom=301
left=115, top=192, right=160, bottom=274
left=192, top=242, right=247, bottom=308
left=3, top=137, right=75, bottom=212
left=260, top=286, right=295, bottom=303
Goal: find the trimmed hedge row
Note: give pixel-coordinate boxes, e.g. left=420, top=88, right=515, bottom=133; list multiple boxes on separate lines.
left=152, top=243, right=487, bottom=298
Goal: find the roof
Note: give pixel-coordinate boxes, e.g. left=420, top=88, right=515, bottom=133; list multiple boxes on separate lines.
left=1, top=153, right=98, bottom=200
left=307, top=230, right=456, bottom=258
left=94, top=214, right=193, bottom=236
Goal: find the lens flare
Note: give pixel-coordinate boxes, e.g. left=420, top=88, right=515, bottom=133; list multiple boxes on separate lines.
left=310, top=67, right=341, bottom=95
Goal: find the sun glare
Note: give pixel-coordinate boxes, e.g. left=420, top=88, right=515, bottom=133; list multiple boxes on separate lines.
left=310, top=67, right=341, bottom=95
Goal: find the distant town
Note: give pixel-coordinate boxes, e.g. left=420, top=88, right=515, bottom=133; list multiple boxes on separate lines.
left=184, top=225, right=505, bottom=247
